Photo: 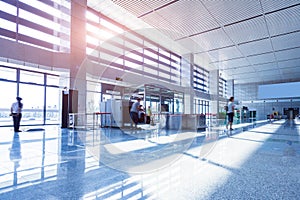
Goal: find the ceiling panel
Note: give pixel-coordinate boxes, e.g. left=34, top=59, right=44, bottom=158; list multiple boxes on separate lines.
left=253, top=63, right=277, bottom=71
left=144, top=0, right=175, bottom=10
left=190, top=28, right=234, bottom=52
left=108, top=0, right=300, bottom=84
left=266, top=5, right=300, bottom=36
left=111, top=0, right=152, bottom=17
left=227, top=66, right=256, bottom=74
left=238, top=38, right=273, bottom=56
left=260, top=75, right=283, bottom=82
left=177, top=38, right=205, bottom=53
left=235, top=77, right=263, bottom=84
left=203, top=0, right=262, bottom=26
left=281, top=72, right=300, bottom=80
left=155, top=1, right=219, bottom=37
left=271, top=31, right=300, bottom=51
left=141, top=13, right=184, bottom=40
left=213, top=57, right=250, bottom=69
left=275, top=48, right=300, bottom=61
left=224, top=16, right=269, bottom=44
left=247, top=53, right=276, bottom=65
left=258, top=69, right=281, bottom=76
left=261, top=0, right=300, bottom=13
left=277, top=58, right=300, bottom=68
left=231, top=72, right=259, bottom=79
left=208, top=46, right=243, bottom=62
left=281, top=67, right=300, bottom=74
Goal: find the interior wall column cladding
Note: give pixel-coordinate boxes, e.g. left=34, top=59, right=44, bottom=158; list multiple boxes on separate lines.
left=70, top=0, right=87, bottom=115
left=209, top=69, right=219, bottom=115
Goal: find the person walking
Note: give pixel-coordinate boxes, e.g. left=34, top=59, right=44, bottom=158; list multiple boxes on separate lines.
left=226, top=96, right=235, bottom=131
left=130, top=98, right=141, bottom=128
left=10, top=97, right=23, bottom=132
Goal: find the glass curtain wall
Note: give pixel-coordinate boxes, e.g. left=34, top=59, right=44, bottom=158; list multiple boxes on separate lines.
left=85, top=7, right=182, bottom=86
left=193, top=64, right=209, bottom=93
left=194, top=99, right=210, bottom=115
left=219, top=77, right=227, bottom=98
left=0, top=65, right=60, bottom=126
left=0, top=0, right=71, bottom=52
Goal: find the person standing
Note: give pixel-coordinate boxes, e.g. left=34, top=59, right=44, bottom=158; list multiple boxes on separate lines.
left=130, top=98, right=141, bottom=128
left=11, top=97, right=23, bottom=132
left=146, top=106, right=152, bottom=124
left=226, top=96, right=235, bottom=131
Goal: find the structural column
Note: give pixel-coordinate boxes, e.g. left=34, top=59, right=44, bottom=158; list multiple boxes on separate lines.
left=181, top=53, right=194, bottom=114
left=209, top=69, right=220, bottom=116
left=70, top=0, right=87, bottom=117
left=227, top=79, right=234, bottom=98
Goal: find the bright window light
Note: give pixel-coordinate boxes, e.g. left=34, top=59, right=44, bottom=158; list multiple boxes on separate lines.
left=51, top=0, right=71, bottom=9
left=86, top=47, right=95, bottom=55
left=20, top=0, right=62, bottom=18
left=19, top=9, right=61, bottom=32
left=104, top=140, right=156, bottom=155
left=0, top=18, right=16, bottom=32
left=0, top=1, right=17, bottom=15
left=101, top=29, right=115, bottom=40
left=86, top=11, right=100, bottom=23
left=86, top=35, right=99, bottom=45
left=87, top=23, right=100, bottom=34
left=100, top=19, right=123, bottom=34
left=19, top=25, right=60, bottom=45
left=125, top=60, right=142, bottom=70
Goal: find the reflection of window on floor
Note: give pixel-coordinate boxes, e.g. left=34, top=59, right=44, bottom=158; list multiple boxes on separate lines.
left=1, top=134, right=59, bottom=189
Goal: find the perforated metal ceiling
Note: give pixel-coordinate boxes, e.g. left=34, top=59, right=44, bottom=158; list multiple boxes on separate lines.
left=109, top=0, right=300, bottom=84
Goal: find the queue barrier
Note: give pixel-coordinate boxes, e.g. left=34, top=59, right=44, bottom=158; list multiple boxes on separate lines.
left=68, top=112, right=111, bottom=130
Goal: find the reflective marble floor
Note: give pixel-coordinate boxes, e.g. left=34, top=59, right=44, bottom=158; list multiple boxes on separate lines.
left=0, top=120, right=300, bottom=200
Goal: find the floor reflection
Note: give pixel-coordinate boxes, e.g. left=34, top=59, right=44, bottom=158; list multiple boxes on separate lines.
left=9, top=132, right=21, bottom=186
left=0, top=121, right=299, bottom=199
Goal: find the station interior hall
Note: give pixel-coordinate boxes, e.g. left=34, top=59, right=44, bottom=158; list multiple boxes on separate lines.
left=0, top=0, right=300, bottom=199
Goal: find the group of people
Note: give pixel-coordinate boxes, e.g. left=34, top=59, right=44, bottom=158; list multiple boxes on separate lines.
left=129, top=98, right=152, bottom=128
left=10, top=95, right=235, bottom=132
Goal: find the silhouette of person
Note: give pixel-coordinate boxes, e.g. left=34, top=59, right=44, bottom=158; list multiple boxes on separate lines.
left=11, top=97, right=23, bottom=132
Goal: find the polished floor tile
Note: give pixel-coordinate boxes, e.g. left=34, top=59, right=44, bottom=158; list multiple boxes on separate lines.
left=0, top=120, right=299, bottom=199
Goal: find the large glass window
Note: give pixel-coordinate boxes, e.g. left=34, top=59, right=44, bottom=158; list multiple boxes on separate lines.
left=47, top=75, right=60, bottom=86
left=0, top=0, right=71, bottom=52
left=0, top=1, right=17, bottom=16
left=86, top=7, right=182, bottom=84
left=20, top=70, right=44, bottom=84
left=219, top=77, right=227, bottom=98
left=0, top=65, right=63, bottom=127
left=0, top=82, right=17, bottom=126
left=46, top=86, right=60, bottom=124
left=194, top=98, right=210, bottom=115
left=0, top=67, right=16, bottom=81
left=19, top=84, right=45, bottom=125
left=193, top=64, right=209, bottom=93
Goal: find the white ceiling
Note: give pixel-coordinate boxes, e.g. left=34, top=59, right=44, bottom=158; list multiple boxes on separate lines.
left=104, top=0, right=300, bottom=84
